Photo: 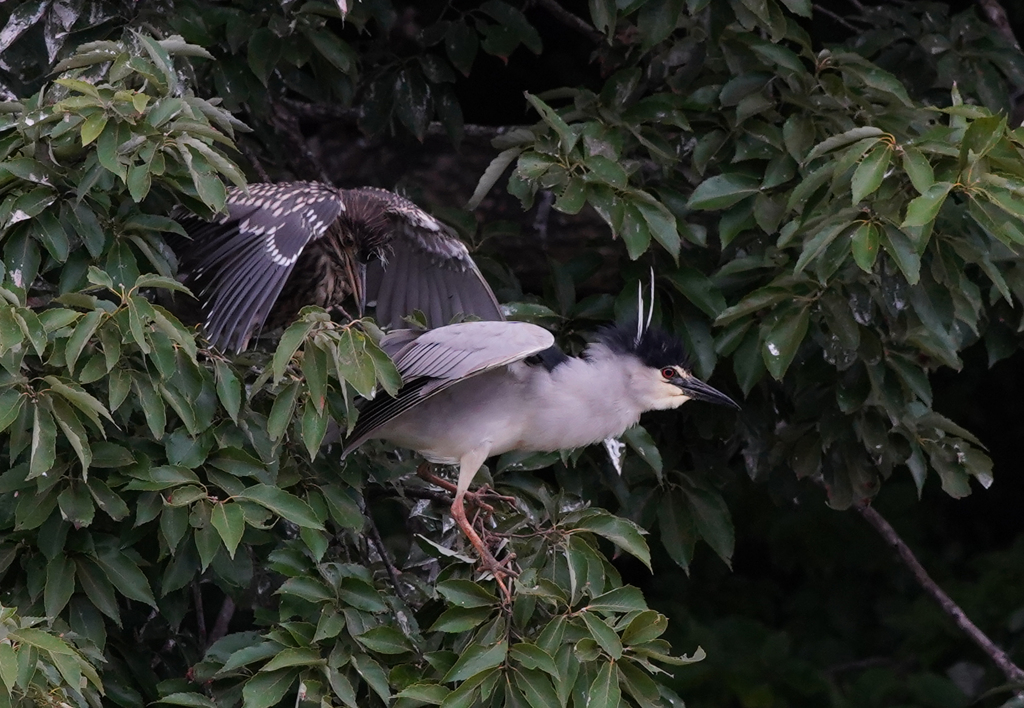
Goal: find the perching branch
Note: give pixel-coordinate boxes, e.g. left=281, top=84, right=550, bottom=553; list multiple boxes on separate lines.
left=855, top=502, right=1024, bottom=685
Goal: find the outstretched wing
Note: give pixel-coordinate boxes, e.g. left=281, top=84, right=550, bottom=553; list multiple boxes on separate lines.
left=173, top=182, right=346, bottom=351
left=344, top=321, right=553, bottom=452
left=357, top=188, right=504, bottom=328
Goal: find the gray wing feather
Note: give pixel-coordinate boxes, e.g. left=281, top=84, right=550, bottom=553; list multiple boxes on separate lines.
left=344, top=321, right=553, bottom=452
left=355, top=188, right=504, bottom=328
left=174, top=182, right=345, bottom=351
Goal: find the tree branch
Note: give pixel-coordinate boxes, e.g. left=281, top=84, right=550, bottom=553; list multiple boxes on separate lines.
left=976, top=0, right=1020, bottom=49
left=363, top=503, right=407, bottom=602
left=855, top=502, right=1024, bottom=685
left=533, top=0, right=604, bottom=43
left=279, top=99, right=524, bottom=142
left=814, top=4, right=867, bottom=32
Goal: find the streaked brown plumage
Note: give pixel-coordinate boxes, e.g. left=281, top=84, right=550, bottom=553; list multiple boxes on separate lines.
left=172, top=182, right=504, bottom=351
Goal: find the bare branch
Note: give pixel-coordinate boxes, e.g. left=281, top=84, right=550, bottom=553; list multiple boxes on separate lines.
left=855, top=502, right=1024, bottom=686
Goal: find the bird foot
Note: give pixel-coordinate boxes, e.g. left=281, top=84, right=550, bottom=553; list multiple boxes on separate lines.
left=449, top=491, right=518, bottom=604
left=415, top=465, right=514, bottom=515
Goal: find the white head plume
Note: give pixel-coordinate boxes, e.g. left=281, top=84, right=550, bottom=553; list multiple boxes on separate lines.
left=635, top=268, right=656, bottom=345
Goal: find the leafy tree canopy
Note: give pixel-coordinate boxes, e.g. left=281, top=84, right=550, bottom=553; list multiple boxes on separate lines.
left=1, top=1, right=1023, bottom=707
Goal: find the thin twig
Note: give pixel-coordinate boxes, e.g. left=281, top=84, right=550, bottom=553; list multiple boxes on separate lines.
left=534, top=0, right=604, bottom=43
left=364, top=506, right=407, bottom=602
left=814, top=4, right=866, bottom=32
left=278, top=99, right=523, bottom=141
left=239, top=142, right=271, bottom=182
left=208, top=597, right=236, bottom=647
left=192, top=581, right=207, bottom=649
left=855, top=503, right=1024, bottom=685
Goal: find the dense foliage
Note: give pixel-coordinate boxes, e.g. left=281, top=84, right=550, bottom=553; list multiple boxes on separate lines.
left=1, top=1, right=1023, bottom=707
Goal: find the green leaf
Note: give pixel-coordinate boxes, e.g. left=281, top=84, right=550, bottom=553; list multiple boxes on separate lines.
left=685, top=486, right=735, bottom=566
left=428, top=606, right=493, bottom=633
left=657, top=486, right=696, bottom=569
left=301, top=396, right=328, bottom=460
left=261, top=647, right=324, bottom=672
left=352, top=654, right=391, bottom=703
left=666, top=266, right=726, bottom=318
left=8, top=628, right=75, bottom=655
left=75, top=557, right=121, bottom=625
left=687, top=174, right=759, bottom=210
left=240, top=669, right=298, bottom=708
left=525, top=93, right=577, bottom=154
left=794, top=220, right=852, bottom=273
left=29, top=403, right=57, bottom=480
left=0, top=643, right=16, bottom=692
left=509, top=642, right=558, bottom=677
left=901, top=147, right=934, bottom=193
left=620, top=202, right=652, bottom=259
left=213, top=360, right=242, bottom=422
left=397, top=683, right=450, bottom=704
left=87, top=478, right=129, bottom=521
left=156, top=693, right=218, bottom=708
left=272, top=321, right=313, bottom=381
left=95, top=549, right=158, bottom=607
left=355, top=626, right=412, bottom=654
left=277, top=576, right=332, bottom=603
left=555, top=177, right=586, bottom=214
left=445, top=21, right=479, bottom=76
left=514, top=667, right=560, bottom=708
left=267, top=381, right=299, bottom=441
left=762, top=304, right=810, bottom=380
left=588, top=661, right=621, bottom=708
left=581, top=612, right=622, bottom=659
left=851, top=144, right=891, bottom=203
left=339, top=577, right=388, bottom=611
left=467, top=147, right=523, bottom=210
left=573, top=513, right=651, bottom=570
left=621, top=610, right=668, bottom=646
left=0, top=389, right=24, bottom=436
left=959, top=114, right=1006, bottom=164
left=902, top=182, right=953, bottom=228
left=441, top=641, right=507, bottom=683
left=80, top=113, right=108, bottom=145
left=805, top=126, right=884, bottom=163
left=44, top=555, right=75, bottom=618
left=880, top=225, right=921, bottom=284
left=211, top=502, right=245, bottom=558
left=436, top=579, right=499, bottom=608
left=587, top=586, right=647, bottom=614
left=57, top=481, right=95, bottom=527
left=235, top=484, right=324, bottom=529
left=850, top=222, right=879, bottom=272
left=621, top=424, right=663, bottom=477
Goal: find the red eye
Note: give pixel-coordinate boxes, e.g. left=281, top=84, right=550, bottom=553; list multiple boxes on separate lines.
left=661, top=367, right=675, bottom=379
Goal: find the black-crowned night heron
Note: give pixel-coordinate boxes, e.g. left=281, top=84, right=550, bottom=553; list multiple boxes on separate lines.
left=173, top=182, right=503, bottom=351
left=343, top=317, right=738, bottom=597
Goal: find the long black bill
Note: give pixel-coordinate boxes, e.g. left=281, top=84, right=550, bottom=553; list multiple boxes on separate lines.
left=678, top=377, right=740, bottom=409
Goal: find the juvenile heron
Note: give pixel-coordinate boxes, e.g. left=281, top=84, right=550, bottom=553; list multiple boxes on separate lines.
left=173, top=182, right=503, bottom=351
left=343, top=316, right=738, bottom=595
